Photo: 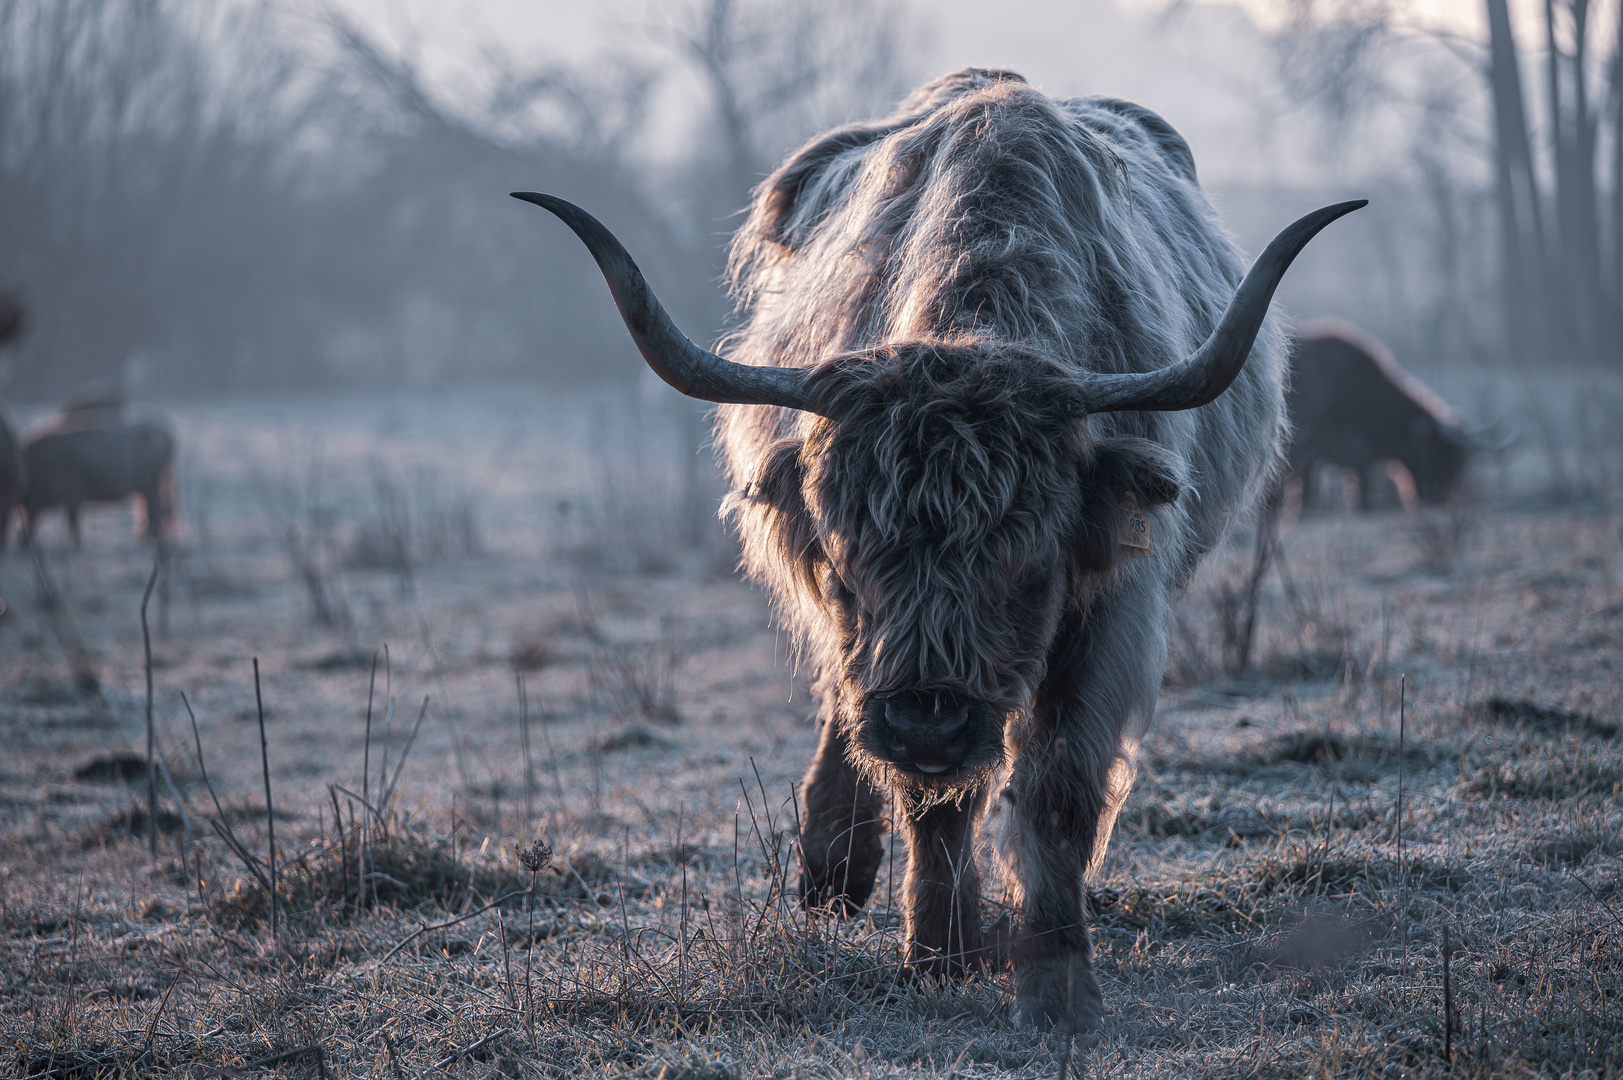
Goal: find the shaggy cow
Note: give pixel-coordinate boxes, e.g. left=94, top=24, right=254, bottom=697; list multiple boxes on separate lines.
left=1288, top=319, right=1471, bottom=509
left=515, top=68, right=1362, bottom=1030
left=20, top=421, right=175, bottom=546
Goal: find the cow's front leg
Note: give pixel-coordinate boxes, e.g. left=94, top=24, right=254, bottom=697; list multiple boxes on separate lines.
left=900, top=790, right=987, bottom=976
left=1002, top=741, right=1109, bottom=1032
left=798, top=715, right=888, bottom=914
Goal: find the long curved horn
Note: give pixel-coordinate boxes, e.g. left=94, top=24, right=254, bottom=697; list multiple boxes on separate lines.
left=1081, top=200, right=1367, bottom=414
left=511, top=192, right=815, bottom=412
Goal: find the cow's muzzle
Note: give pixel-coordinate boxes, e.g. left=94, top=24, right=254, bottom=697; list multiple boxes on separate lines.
left=860, top=690, right=1001, bottom=781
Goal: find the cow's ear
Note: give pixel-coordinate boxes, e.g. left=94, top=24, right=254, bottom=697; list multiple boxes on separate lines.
left=1070, top=437, right=1186, bottom=576
left=725, top=438, right=824, bottom=600
left=1088, top=435, right=1184, bottom=507
left=746, top=122, right=897, bottom=251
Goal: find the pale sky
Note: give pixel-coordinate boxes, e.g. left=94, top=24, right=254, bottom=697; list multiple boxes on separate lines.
left=328, top=0, right=1501, bottom=185
left=333, top=0, right=1493, bottom=65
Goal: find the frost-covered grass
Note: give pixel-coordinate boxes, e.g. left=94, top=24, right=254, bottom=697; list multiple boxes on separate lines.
left=1, top=390, right=1619, bottom=1078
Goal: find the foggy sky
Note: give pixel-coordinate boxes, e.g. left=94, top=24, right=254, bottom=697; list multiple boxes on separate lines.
left=329, top=0, right=1494, bottom=187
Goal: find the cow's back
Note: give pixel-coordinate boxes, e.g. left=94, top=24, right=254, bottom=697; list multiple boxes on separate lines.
left=1289, top=328, right=1424, bottom=473
left=23, top=422, right=173, bottom=508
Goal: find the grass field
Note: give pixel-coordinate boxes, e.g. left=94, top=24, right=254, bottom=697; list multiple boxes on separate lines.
left=1, top=388, right=1619, bottom=1078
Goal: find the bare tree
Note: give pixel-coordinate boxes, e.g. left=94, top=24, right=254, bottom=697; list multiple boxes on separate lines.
left=649, top=0, right=920, bottom=223
left=1485, top=0, right=1551, bottom=358
left=0, top=0, right=923, bottom=397
left=1544, top=0, right=1605, bottom=360
left=1484, top=0, right=1623, bottom=366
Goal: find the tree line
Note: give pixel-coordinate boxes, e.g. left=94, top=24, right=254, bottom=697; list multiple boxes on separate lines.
left=0, top=0, right=912, bottom=398
left=0, top=0, right=1613, bottom=400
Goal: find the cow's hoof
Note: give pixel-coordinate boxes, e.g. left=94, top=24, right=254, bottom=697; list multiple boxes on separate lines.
left=1012, top=956, right=1105, bottom=1033
left=1011, top=1000, right=1103, bottom=1034
left=797, top=870, right=864, bottom=917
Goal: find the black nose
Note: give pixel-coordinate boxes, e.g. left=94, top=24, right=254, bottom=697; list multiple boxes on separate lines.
left=868, top=691, right=981, bottom=774
left=884, top=696, right=970, bottom=739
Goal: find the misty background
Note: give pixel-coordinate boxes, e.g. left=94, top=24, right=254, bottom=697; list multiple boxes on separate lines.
left=0, top=0, right=1617, bottom=403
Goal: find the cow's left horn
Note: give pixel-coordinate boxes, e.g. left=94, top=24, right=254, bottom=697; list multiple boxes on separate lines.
left=1081, top=200, right=1367, bottom=414
left=512, top=192, right=817, bottom=412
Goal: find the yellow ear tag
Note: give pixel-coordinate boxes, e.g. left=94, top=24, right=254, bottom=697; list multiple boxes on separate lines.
left=1119, top=491, right=1154, bottom=558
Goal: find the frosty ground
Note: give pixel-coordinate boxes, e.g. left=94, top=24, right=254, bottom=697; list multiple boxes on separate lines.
left=1, top=385, right=1619, bottom=1078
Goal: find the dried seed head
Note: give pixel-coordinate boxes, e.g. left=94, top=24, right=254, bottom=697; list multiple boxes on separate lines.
left=516, top=838, right=554, bottom=873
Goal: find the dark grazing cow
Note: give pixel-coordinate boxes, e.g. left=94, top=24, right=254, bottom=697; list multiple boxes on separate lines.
left=0, top=409, right=17, bottom=547
left=21, top=421, right=175, bottom=546
left=0, top=292, right=26, bottom=547
left=0, top=290, right=24, bottom=344
left=1288, top=319, right=1471, bottom=509
left=514, top=68, right=1361, bottom=1030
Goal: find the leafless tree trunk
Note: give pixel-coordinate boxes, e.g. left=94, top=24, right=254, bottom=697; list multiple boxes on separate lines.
left=1545, top=0, right=1604, bottom=361
left=1486, top=0, right=1549, bottom=360
left=1607, top=1, right=1623, bottom=343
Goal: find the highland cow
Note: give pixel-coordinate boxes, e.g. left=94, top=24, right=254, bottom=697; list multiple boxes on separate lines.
left=1287, top=319, right=1472, bottom=509
left=514, top=68, right=1362, bottom=1030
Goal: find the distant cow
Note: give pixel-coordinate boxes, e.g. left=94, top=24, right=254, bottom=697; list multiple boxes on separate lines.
left=0, top=291, right=24, bottom=344
left=0, top=292, right=26, bottom=546
left=1287, top=320, right=1471, bottom=509
left=0, top=409, right=17, bottom=546
left=21, top=421, right=175, bottom=546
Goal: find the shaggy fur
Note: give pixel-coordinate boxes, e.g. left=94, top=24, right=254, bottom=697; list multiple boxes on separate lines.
left=1288, top=318, right=1470, bottom=508
left=714, top=69, right=1288, bottom=1030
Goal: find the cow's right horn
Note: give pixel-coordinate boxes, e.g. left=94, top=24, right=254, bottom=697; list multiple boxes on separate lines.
left=512, top=193, right=817, bottom=413
left=1080, top=200, right=1367, bottom=414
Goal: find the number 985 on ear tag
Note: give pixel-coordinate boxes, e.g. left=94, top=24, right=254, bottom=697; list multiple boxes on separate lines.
left=1119, top=491, right=1154, bottom=558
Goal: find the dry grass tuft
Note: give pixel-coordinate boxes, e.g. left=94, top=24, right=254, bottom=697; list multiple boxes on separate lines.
left=590, top=631, right=687, bottom=726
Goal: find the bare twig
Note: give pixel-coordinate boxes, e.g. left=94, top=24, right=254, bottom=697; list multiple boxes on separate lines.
left=517, top=671, right=535, bottom=832
left=1442, top=925, right=1453, bottom=1064
left=184, top=692, right=272, bottom=896
left=430, top=1029, right=510, bottom=1071
left=221, top=1043, right=328, bottom=1077
left=141, top=556, right=160, bottom=856
left=498, top=909, right=518, bottom=1011
left=1397, top=672, right=1407, bottom=975
left=380, top=697, right=430, bottom=813
left=253, top=658, right=278, bottom=943
left=140, top=971, right=182, bottom=1058
left=1569, top=868, right=1623, bottom=935
left=538, top=694, right=566, bottom=812
left=28, top=541, right=101, bottom=697
left=155, top=758, right=191, bottom=850
left=414, top=607, right=472, bottom=790
left=378, top=890, right=530, bottom=963
left=331, top=784, right=385, bottom=823
left=362, top=645, right=380, bottom=915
